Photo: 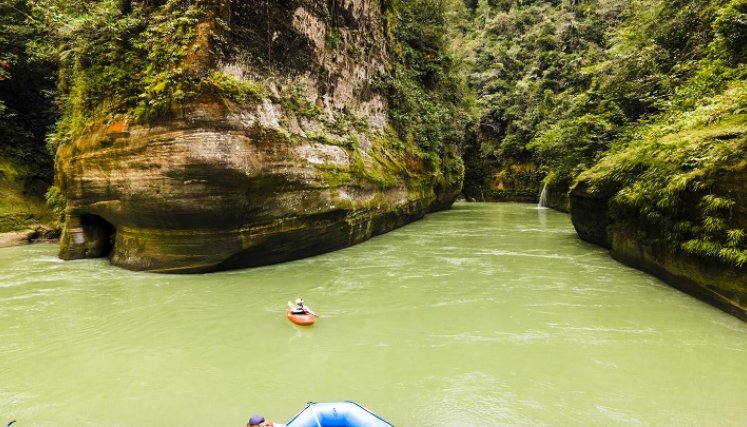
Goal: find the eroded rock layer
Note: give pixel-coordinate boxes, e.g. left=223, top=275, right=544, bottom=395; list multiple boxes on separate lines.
left=55, top=0, right=462, bottom=273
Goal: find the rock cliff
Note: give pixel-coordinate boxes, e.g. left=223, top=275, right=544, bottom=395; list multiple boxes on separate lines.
left=0, top=159, right=57, bottom=246
left=461, top=133, right=541, bottom=203
left=568, top=81, right=747, bottom=321
left=55, top=0, right=465, bottom=273
left=570, top=149, right=747, bottom=321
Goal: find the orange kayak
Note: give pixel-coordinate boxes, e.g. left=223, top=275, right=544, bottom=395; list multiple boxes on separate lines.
left=287, top=308, right=316, bottom=326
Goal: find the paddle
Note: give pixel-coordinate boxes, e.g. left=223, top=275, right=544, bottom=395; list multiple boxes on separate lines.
left=7, top=420, right=16, bottom=427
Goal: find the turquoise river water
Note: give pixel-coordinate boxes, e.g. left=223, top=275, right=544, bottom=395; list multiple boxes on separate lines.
left=1, top=203, right=746, bottom=426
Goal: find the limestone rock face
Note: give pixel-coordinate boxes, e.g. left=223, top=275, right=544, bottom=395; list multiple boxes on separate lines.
left=608, top=228, right=747, bottom=321
left=544, top=182, right=570, bottom=213
left=570, top=168, right=747, bottom=321
left=0, top=158, right=55, bottom=240
left=569, top=180, right=610, bottom=249
left=55, top=0, right=462, bottom=273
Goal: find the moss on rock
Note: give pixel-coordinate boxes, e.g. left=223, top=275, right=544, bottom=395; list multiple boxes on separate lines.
left=54, top=1, right=468, bottom=273
left=570, top=83, right=747, bottom=320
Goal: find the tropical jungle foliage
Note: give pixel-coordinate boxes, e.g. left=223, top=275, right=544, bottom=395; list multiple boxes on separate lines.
left=461, top=0, right=747, bottom=266
left=379, top=0, right=476, bottom=185
left=1, top=0, right=475, bottom=232
left=2, top=0, right=746, bottom=268
left=0, top=0, right=57, bottom=231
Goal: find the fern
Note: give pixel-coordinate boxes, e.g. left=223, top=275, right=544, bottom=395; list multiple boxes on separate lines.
left=682, top=238, right=722, bottom=258
left=703, top=215, right=728, bottom=232
left=700, top=194, right=736, bottom=214
left=726, top=228, right=746, bottom=247
left=718, top=248, right=747, bottom=267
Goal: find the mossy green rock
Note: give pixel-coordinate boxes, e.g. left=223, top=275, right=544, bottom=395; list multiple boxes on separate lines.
left=57, top=99, right=458, bottom=273
left=569, top=179, right=611, bottom=249
left=570, top=165, right=747, bottom=321
left=0, top=157, right=55, bottom=239
left=55, top=1, right=462, bottom=273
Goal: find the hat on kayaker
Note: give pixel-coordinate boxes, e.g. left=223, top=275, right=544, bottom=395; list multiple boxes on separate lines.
left=247, top=415, right=265, bottom=426
left=295, top=297, right=303, bottom=305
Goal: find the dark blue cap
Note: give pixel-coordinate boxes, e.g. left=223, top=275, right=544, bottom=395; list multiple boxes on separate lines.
left=248, top=415, right=265, bottom=425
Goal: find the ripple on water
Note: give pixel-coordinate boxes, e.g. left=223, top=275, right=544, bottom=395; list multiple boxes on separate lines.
left=418, top=372, right=543, bottom=426
left=30, top=256, right=65, bottom=263
left=595, top=405, right=646, bottom=426
left=476, top=248, right=575, bottom=260
left=430, top=330, right=555, bottom=345
left=516, top=227, right=578, bottom=234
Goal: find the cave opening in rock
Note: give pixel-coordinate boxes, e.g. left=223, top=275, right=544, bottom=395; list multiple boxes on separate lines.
left=79, top=214, right=116, bottom=258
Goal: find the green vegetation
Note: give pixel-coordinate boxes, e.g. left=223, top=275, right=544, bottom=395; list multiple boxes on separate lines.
left=3, top=0, right=745, bottom=269
left=203, top=71, right=267, bottom=105
left=41, top=0, right=214, bottom=148
left=0, top=0, right=56, bottom=162
left=0, top=0, right=57, bottom=231
left=460, top=0, right=630, bottom=196
left=574, top=0, right=747, bottom=268
left=580, top=81, right=747, bottom=267
left=460, top=0, right=747, bottom=267
left=379, top=0, right=476, bottom=186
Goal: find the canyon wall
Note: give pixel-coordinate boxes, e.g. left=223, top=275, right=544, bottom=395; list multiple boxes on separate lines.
left=55, top=0, right=464, bottom=273
left=571, top=165, right=747, bottom=321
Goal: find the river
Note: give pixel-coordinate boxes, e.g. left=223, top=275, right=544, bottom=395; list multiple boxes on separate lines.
left=1, top=202, right=745, bottom=426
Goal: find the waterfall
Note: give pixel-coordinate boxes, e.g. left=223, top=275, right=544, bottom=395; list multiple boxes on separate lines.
left=538, top=183, right=549, bottom=209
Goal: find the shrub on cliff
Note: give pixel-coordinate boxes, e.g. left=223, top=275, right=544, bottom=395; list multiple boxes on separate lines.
left=0, top=0, right=56, bottom=178
left=577, top=81, right=747, bottom=267
left=34, top=0, right=474, bottom=189
left=37, top=0, right=211, bottom=150
left=379, top=0, right=476, bottom=186
left=462, top=0, right=747, bottom=202
left=529, top=0, right=735, bottom=186
left=461, top=0, right=630, bottom=192
left=0, top=0, right=58, bottom=231
left=566, top=0, right=747, bottom=268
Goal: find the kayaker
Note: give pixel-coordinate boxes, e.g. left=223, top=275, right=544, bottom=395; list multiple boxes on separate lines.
left=290, top=298, right=305, bottom=314
left=290, top=297, right=318, bottom=317
left=247, top=414, right=286, bottom=427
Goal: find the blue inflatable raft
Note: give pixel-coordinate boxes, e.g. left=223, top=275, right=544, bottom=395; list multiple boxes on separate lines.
left=285, top=401, right=394, bottom=427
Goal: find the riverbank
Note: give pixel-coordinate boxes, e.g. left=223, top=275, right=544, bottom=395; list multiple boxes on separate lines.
left=0, top=225, right=59, bottom=248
